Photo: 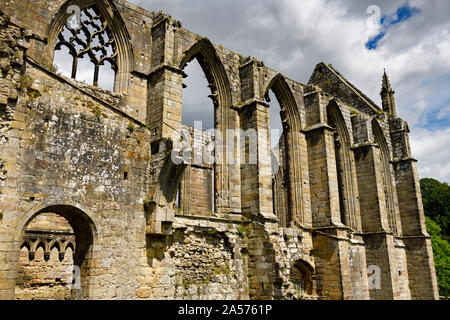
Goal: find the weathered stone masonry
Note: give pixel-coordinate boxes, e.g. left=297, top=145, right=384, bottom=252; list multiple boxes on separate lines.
left=0, top=0, right=439, bottom=300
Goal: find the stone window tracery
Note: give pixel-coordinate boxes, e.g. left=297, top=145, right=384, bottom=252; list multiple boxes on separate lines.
left=54, top=5, right=118, bottom=89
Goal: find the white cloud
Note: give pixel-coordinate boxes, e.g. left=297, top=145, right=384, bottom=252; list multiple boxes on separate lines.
left=437, top=105, right=450, bottom=120
left=410, top=127, right=450, bottom=182
left=128, top=0, right=450, bottom=181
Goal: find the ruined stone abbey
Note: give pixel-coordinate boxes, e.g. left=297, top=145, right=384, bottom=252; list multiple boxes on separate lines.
left=0, top=0, right=440, bottom=300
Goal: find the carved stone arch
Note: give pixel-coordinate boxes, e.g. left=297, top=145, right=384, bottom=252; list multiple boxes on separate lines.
left=31, top=238, right=46, bottom=253
left=372, top=118, right=400, bottom=235
left=14, top=202, right=97, bottom=299
left=264, top=73, right=306, bottom=227
left=290, top=259, right=316, bottom=296
left=372, top=118, right=391, bottom=161
left=326, top=100, right=351, bottom=144
left=21, top=239, right=32, bottom=251
left=64, top=240, right=76, bottom=254
left=47, top=0, right=134, bottom=92
left=326, top=100, right=359, bottom=230
left=48, top=238, right=61, bottom=252
left=263, top=73, right=302, bottom=131
left=178, top=38, right=234, bottom=213
left=179, top=38, right=232, bottom=109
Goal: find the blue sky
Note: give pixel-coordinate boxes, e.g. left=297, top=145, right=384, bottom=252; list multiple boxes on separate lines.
left=366, top=3, right=421, bottom=50
left=128, top=0, right=450, bottom=182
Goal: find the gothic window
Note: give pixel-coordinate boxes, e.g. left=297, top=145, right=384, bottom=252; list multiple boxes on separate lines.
left=333, top=130, right=348, bottom=226
left=268, top=89, right=289, bottom=227
left=177, top=57, right=215, bottom=216
left=373, top=123, right=399, bottom=235
left=327, top=103, right=357, bottom=229
left=53, top=5, right=118, bottom=90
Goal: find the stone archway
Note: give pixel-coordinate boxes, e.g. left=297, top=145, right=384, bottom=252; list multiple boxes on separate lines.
left=326, top=100, right=359, bottom=230
left=178, top=38, right=234, bottom=215
left=264, top=73, right=305, bottom=227
left=289, top=260, right=316, bottom=298
left=14, top=204, right=96, bottom=300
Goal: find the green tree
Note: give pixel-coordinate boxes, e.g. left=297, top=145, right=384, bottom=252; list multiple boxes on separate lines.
left=420, top=178, right=450, bottom=239
left=425, top=217, right=450, bottom=297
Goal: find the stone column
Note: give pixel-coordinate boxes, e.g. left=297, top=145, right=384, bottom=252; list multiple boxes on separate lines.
left=352, top=115, right=411, bottom=300
left=303, top=87, right=361, bottom=299
left=391, top=121, right=439, bottom=299
left=145, top=14, right=185, bottom=236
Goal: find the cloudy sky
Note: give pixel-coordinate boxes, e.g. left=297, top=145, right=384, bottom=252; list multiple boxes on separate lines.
left=57, top=0, right=450, bottom=182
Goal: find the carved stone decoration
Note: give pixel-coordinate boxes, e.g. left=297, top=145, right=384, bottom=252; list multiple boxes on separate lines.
left=55, top=5, right=118, bottom=86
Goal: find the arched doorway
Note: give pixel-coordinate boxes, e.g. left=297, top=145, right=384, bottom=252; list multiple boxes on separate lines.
left=15, top=205, right=96, bottom=300
left=289, top=260, right=316, bottom=298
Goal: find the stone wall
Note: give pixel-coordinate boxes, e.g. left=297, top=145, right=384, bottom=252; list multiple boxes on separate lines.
left=0, top=0, right=439, bottom=300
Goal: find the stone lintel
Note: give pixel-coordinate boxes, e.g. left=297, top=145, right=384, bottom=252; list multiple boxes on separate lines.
left=147, top=63, right=187, bottom=79
left=392, top=157, right=418, bottom=163
left=300, top=123, right=334, bottom=134
left=234, top=98, right=269, bottom=111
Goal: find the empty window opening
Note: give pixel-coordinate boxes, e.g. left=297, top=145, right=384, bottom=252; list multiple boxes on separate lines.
left=178, top=57, right=216, bottom=216
left=269, top=90, right=288, bottom=227
left=175, top=185, right=181, bottom=211
left=182, top=59, right=214, bottom=131
left=151, top=141, right=160, bottom=155
left=327, top=104, right=355, bottom=229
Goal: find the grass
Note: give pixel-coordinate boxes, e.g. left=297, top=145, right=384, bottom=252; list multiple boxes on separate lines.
left=27, top=89, right=41, bottom=101
left=93, top=106, right=102, bottom=118
left=18, top=73, right=34, bottom=92
left=143, top=198, right=152, bottom=208
left=350, top=109, right=359, bottom=116
left=213, top=265, right=230, bottom=276
left=237, top=225, right=247, bottom=238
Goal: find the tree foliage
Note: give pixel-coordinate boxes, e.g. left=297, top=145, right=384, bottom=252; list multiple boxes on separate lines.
left=421, top=178, right=450, bottom=297
left=421, top=178, right=450, bottom=239
left=425, top=217, right=450, bottom=297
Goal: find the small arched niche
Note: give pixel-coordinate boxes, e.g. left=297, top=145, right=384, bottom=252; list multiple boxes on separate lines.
left=15, top=205, right=95, bottom=300
left=290, top=260, right=316, bottom=298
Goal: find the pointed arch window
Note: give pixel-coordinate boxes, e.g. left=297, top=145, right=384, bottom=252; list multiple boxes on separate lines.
left=327, top=102, right=358, bottom=230
left=53, top=5, right=118, bottom=89
left=372, top=121, right=399, bottom=235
